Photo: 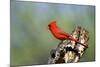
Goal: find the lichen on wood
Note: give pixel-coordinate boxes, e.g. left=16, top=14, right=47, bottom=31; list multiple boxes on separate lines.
left=48, top=26, right=89, bottom=64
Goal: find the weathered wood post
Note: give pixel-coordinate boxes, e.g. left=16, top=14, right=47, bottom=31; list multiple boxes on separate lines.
left=48, top=26, right=89, bottom=64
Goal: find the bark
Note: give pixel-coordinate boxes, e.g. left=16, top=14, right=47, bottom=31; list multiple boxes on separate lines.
left=48, top=26, right=89, bottom=64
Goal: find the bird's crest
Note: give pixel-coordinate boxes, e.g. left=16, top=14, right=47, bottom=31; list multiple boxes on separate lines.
left=48, top=20, right=56, bottom=27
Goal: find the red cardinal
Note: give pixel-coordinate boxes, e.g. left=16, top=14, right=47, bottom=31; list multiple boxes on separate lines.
left=48, top=20, right=77, bottom=42
left=48, top=20, right=88, bottom=48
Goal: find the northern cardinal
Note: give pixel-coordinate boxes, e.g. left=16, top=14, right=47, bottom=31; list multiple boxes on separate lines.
left=48, top=20, right=77, bottom=42
left=48, top=20, right=88, bottom=48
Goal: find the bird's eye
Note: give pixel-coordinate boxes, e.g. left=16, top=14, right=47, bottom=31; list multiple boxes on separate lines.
left=48, top=24, right=51, bottom=27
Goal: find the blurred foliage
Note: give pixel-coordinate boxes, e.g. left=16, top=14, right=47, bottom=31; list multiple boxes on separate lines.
left=10, top=1, right=95, bottom=66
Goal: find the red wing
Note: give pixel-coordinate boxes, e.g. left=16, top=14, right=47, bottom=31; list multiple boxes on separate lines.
left=57, top=30, right=71, bottom=37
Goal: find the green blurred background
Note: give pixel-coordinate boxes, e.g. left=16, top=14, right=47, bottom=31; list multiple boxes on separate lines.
left=10, top=0, right=95, bottom=66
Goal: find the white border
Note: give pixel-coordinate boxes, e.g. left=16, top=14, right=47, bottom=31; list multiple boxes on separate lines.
left=0, top=0, right=98, bottom=67
left=0, top=0, right=10, bottom=67
left=17, top=0, right=95, bottom=5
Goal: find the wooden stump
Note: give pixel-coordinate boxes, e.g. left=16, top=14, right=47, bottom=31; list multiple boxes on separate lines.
left=48, top=26, right=89, bottom=64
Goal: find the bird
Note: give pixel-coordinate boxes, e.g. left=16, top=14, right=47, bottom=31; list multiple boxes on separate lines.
left=48, top=20, right=88, bottom=48
left=48, top=20, right=78, bottom=42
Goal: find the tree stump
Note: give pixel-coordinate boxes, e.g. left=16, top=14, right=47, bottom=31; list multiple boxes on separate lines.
left=48, top=26, right=89, bottom=64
